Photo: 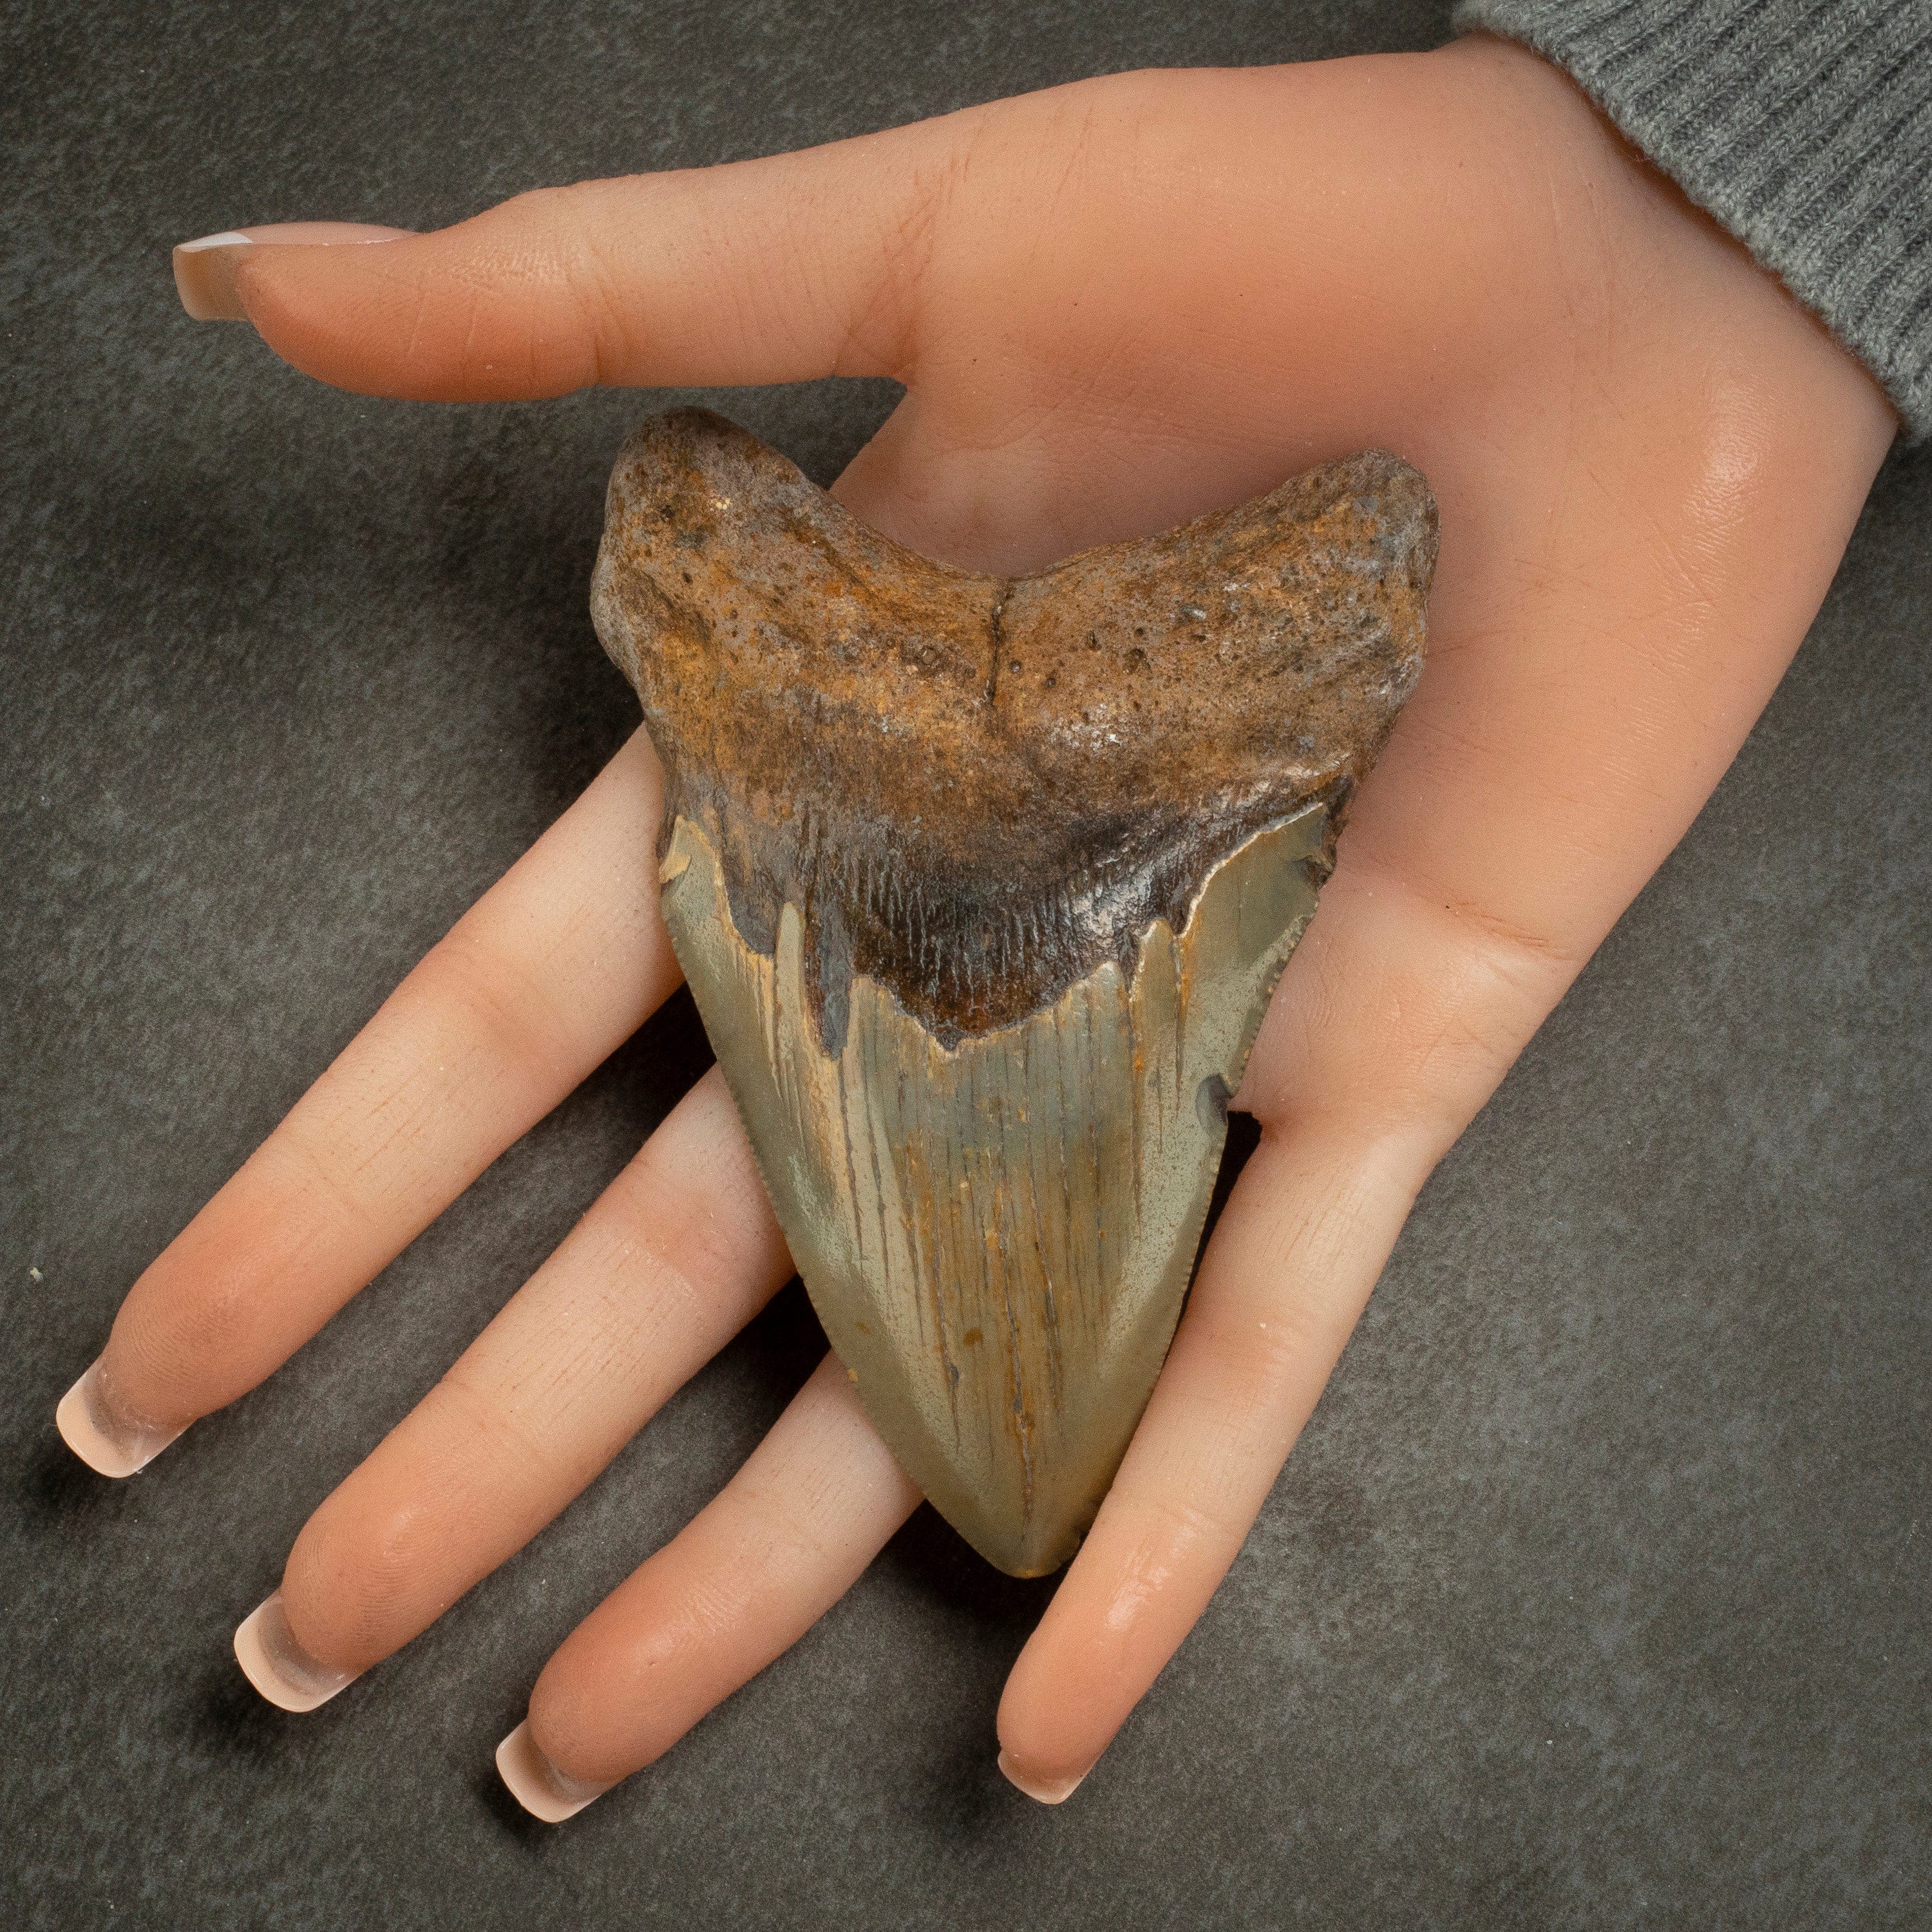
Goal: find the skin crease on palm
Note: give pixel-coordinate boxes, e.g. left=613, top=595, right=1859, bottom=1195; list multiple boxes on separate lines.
left=62, top=33, right=1897, bottom=1814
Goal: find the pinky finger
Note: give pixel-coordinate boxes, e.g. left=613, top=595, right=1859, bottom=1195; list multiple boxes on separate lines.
left=497, top=1353, right=920, bottom=1822
left=994, top=1120, right=1423, bottom=1803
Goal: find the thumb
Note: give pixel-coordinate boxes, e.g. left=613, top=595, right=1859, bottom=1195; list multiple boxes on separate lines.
left=172, top=115, right=976, bottom=402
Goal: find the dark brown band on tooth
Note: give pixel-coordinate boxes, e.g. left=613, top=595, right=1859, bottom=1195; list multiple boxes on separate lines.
left=591, top=408, right=1435, bottom=1056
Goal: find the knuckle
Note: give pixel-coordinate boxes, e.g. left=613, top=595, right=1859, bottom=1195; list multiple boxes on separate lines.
left=1140, top=1480, right=1244, bottom=1563
left=1220, top=1293, right=1327, bottom=1394
left=420, top=921, right=573, bottom=1088
left=1244, top=861, right=1578, bottom=1156
left=491, top=180, right=596, bottom=245
left=1195, top=1255, right=1355, bottom=1420
left=627, top=1099, right=781, bottom=1284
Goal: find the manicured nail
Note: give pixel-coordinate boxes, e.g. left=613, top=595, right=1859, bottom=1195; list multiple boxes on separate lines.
left=233, top=1591, right=358, bottom=1712
left=171, top=222, right=410, bottom=321
left=172, top=232, right=256, bottom=319
left=55, top=1358, right=184, bottom=1477
left=495, top=1720, right=615, bottom=1824
left=998, top=1748, right=1088, bottom=1805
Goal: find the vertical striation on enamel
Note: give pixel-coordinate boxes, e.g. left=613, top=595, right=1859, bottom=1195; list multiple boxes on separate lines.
left=592, top=409, right=1435, bottom=1575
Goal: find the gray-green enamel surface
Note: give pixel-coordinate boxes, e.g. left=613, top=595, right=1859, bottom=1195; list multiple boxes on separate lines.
left=661, top=805, right=1326, bottom=1575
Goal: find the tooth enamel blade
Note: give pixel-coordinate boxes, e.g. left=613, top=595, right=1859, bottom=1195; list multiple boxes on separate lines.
left=591, top=409, right=1436, bottom=1575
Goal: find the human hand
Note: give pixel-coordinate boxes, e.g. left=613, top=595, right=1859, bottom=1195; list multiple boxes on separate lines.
left=68, top=33, right=1895, bottom=1815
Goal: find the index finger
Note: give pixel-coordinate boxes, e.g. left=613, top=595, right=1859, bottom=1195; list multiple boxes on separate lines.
left=58, top=732, right=679, bottom=1474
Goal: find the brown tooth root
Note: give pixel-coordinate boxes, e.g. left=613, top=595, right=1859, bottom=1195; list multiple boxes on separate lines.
left=592, top=408, right=1437, bottom=1577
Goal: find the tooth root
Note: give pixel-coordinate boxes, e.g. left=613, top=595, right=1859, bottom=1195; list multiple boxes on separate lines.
left=593, top=408, right=1435, bottom=1575
left=663, top=808, right=1323, bottom=1575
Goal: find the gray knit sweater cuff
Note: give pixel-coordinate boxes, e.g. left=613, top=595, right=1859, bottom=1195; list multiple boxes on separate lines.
left=1452, top=1, right=1932, bottom=439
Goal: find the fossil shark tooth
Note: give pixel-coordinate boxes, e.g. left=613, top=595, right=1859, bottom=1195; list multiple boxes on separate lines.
left=591, top=408, right=1435, bottom=1578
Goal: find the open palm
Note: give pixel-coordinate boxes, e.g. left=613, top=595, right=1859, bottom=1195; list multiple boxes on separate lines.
left=66, top=33, right=1892, bottom=1815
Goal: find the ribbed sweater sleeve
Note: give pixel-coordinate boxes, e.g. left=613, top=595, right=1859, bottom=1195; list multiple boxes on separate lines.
left=1451, top=0, right=1932, bottom=438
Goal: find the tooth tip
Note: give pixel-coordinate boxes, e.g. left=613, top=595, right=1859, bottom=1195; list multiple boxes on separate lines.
left=55, top=1361, right=175, bottom=1476
left=998, top=1749, right=1087, bottom=1804
left=495, top=1721, right=612, bottom=1823
left=233, top=1593, right=355, bottom=1712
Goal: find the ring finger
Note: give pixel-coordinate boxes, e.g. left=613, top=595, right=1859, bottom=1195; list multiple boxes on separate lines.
left=234, top=1066, right=796, bottom=1707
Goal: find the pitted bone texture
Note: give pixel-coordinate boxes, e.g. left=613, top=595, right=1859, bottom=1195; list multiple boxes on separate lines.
left=591, top=408, right=1435, bottom=1056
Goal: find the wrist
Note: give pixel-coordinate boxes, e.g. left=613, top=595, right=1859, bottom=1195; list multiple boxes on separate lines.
left=1438, top=31, right=1897, bottom=469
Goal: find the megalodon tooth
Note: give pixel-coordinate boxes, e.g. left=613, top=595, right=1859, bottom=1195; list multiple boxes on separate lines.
left=591, top=408, right=1435, bottom=1577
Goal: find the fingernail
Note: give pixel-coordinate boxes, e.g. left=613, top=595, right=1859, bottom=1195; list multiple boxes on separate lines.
left=233, top=1591, right=358, bottom=1712
left=495, top=1720, right=615, bottom=1824
left=172, top=232, right=257, bottom=319
left=171, top=222, right=409, bottom=321
left=55, top=1358, right=184, bottom=1477
left=998, top=1748, right=1089, bottom=1805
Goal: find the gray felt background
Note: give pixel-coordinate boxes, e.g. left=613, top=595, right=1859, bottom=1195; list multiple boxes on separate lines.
left=3, top=2, right=1927, bottom=1927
